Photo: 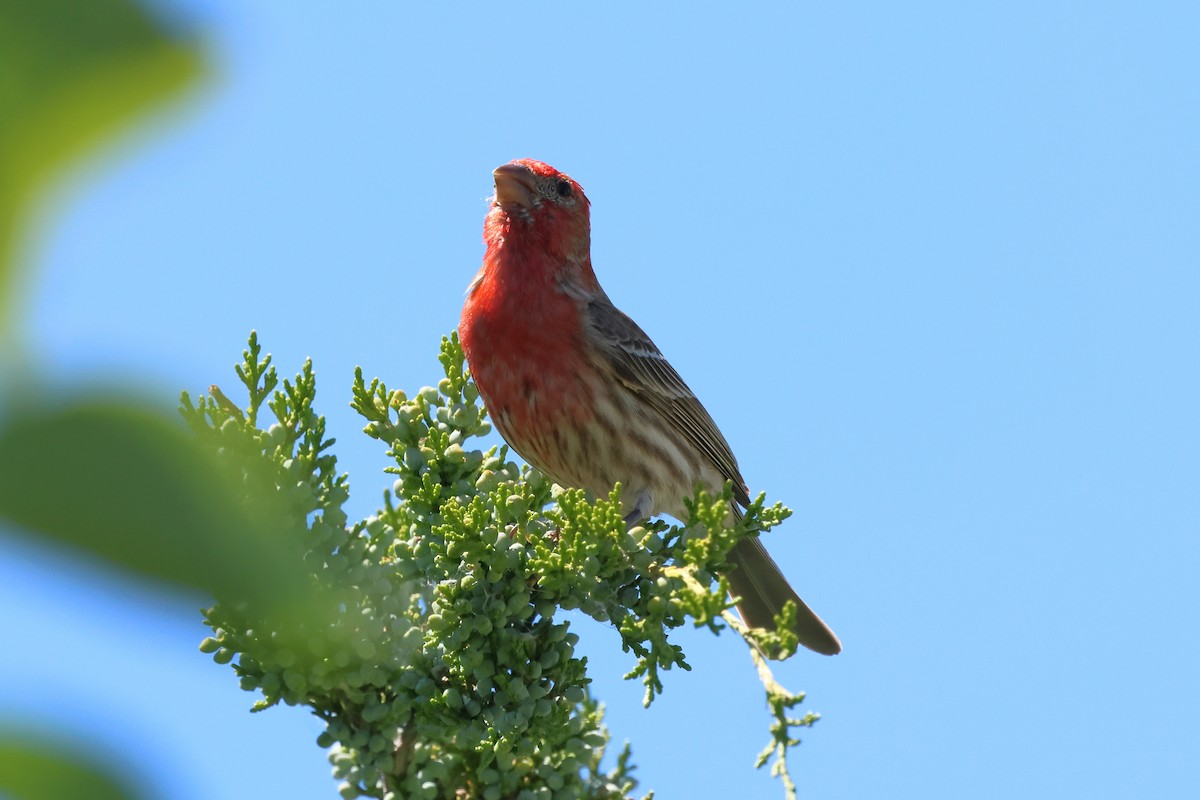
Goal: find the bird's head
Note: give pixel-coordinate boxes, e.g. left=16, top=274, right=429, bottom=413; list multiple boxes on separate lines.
left=486, top=159, right=591, bottom=264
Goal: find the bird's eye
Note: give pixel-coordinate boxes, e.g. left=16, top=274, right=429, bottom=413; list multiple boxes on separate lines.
left=555, top=180, right=572, bottom=198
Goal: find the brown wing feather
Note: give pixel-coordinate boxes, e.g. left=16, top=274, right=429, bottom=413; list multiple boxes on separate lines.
left=583, top=297, right=751, bottom=507
left=584, top=296, right=842, bottom=657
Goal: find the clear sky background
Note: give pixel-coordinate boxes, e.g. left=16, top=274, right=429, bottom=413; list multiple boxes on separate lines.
left=2, top=1, right=1198, bottom=798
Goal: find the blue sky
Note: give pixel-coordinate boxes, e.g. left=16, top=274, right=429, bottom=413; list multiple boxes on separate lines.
left=2, top=1, right=1198, bottom=798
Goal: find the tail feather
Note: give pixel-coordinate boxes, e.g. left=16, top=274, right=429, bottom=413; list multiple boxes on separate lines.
left=726, top=537, right=842, bottom=656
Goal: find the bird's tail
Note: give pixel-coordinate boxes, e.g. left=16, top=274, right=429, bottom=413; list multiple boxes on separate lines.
left=726, top=536, right=842, bottom=657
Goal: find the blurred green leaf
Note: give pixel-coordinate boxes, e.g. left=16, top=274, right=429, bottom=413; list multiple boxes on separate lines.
left=0, top=0, right=204, bottom=335
left=0, top=398, right=312, bottom=610
left=0, top=732, right=147, bottom=800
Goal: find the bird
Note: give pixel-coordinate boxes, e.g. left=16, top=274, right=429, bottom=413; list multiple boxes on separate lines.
left=458, top=158, right=840, bottom=656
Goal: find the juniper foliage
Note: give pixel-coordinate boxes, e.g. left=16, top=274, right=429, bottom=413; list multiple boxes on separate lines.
left=184, top=332, right=817, bottom=800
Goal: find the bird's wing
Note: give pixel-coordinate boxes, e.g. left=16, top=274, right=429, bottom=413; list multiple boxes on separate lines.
left=583, top=296, right=751, bottom=507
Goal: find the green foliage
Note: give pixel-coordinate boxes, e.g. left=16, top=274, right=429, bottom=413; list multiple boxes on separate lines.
left=751, top=611, right=821, bottom=800
left=0, top=0, right=203, bottom=340
left=0, top=732, right=148, bottom=800
left=0, top=2, right=820, bottom=793
left=0, top=1, right=226, bottom=791
left=0, top=3, right=824, bottom=796
left=0, top=395, right=313, bottom=611
left=191, top=331, right=818, bottom=799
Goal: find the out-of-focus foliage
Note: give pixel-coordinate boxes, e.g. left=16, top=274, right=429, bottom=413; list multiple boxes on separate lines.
left=0, top=0, right=203, bottom=339
left=0, top=0, right=210, bottom=792
left=0, top=396, right=321, bottom=610
left=0, top=733, right=149, bottom=800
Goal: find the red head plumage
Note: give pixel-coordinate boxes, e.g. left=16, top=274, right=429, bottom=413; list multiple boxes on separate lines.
left=457, top=159, right=842, bottom=657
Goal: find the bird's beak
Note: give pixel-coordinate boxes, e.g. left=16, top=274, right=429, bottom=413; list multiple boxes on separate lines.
left=493, top=163, right=537, bottom=208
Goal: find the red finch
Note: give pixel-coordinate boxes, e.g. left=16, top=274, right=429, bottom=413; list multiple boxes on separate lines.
left=458, top=159, right=841, bottom=656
